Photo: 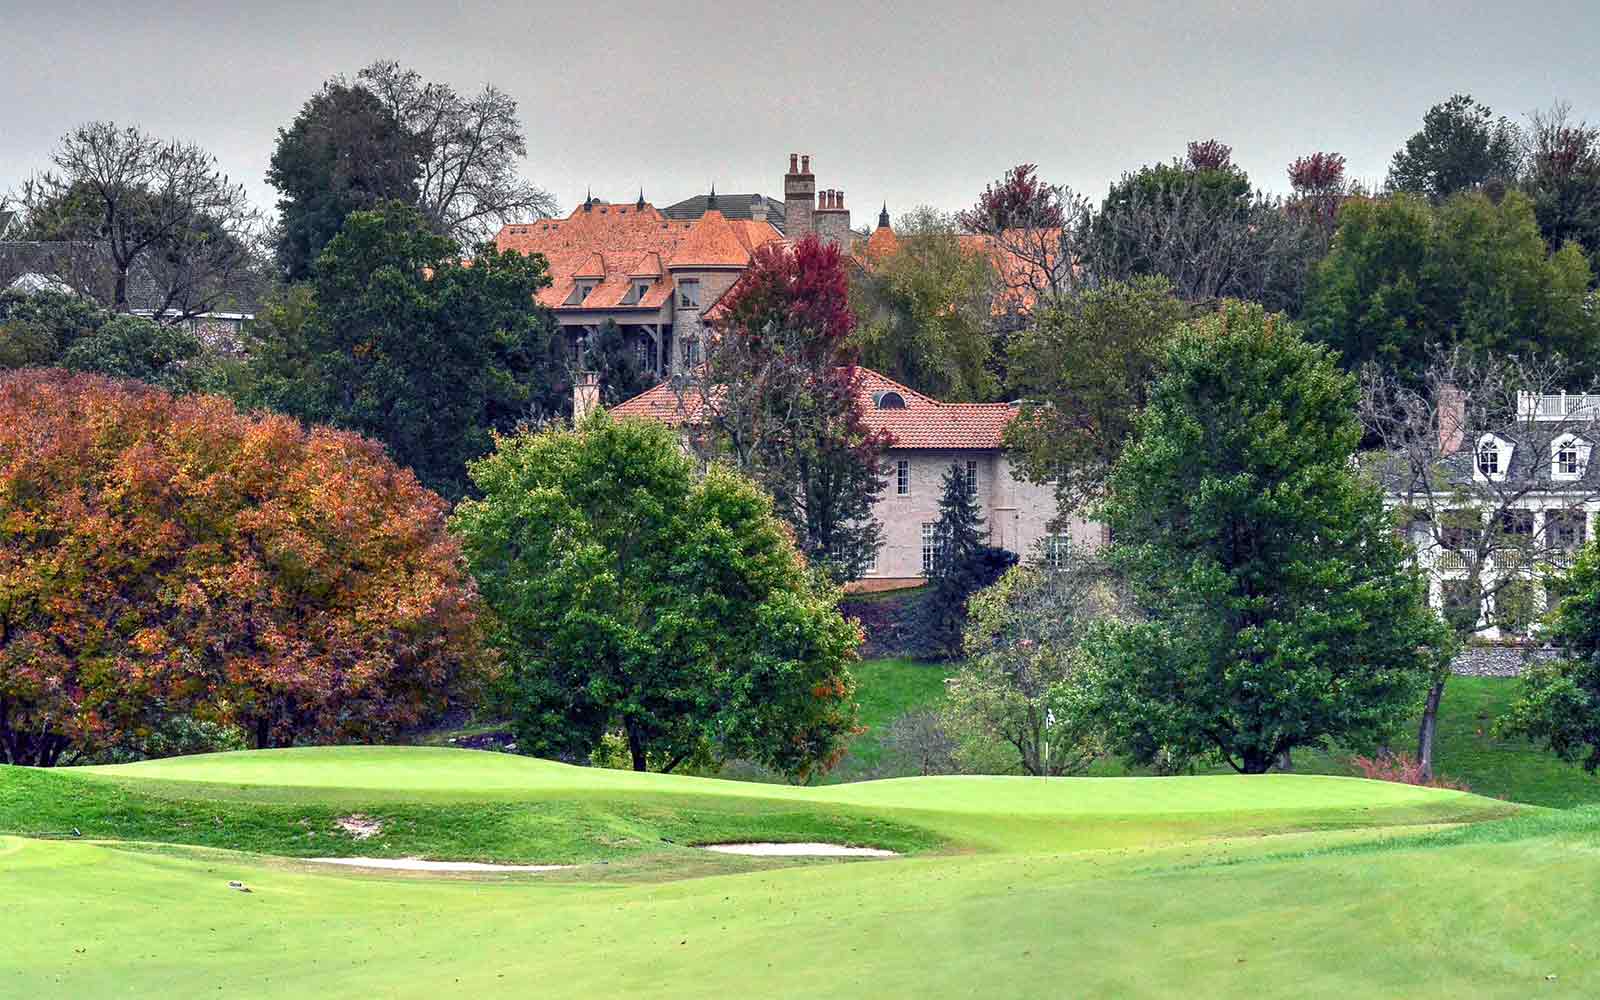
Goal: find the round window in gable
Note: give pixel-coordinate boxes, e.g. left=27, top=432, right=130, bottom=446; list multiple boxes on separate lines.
left=873, top=391, right=906, bottom=410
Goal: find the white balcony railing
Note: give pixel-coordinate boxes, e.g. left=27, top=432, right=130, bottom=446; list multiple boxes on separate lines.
left=1520, top=392, right=1600, bottom=421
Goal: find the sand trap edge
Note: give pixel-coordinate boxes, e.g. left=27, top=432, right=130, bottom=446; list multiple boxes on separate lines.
left=303, top=857, right=571, bottom=872
left=698, top=842, right=899, bottom=858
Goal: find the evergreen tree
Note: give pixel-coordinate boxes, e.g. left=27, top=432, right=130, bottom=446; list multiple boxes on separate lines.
left=589, top=319, right=655, bottom=405
left=1085, top=302, right=1447, bottom=773
left=920, top=462, right=1017, bottom=659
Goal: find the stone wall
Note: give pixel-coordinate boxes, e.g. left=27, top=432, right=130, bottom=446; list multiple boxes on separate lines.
left=1451, top=645, right=1557, bottom=677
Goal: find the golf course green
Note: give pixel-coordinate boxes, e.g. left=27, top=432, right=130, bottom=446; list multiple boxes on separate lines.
left=4, top=746, right=1597, bottom=997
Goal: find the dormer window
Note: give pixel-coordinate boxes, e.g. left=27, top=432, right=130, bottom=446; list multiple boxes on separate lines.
left=1474, top=433, right=1512, bottom=483
left=873, top=390, right=906, bottom=410
left=565, top=280, right=599, bottom=306
left=1552, top=434, right=1590, bottom=481
left=1477, top=442, right=1499, bottom=477
left=623, top=279, right=653, bottom=305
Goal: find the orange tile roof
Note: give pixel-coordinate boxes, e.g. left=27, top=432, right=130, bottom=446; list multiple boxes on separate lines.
left=496, top=203, right=782, bottom=312
left=610, top=366, right=1018, bottom=451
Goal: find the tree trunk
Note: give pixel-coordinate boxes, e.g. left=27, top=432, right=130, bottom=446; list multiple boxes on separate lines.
left=1415, top=679, right=1446, bottom=783
left=1276, top=748, right=1294, bottom=772
left=626, top=721, right=648, bottom=772
left=254, top=717, right=270, bottom=750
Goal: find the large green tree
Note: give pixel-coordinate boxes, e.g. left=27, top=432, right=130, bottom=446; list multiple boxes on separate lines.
left=1004, top=276, right=1190, bottom=510
left=852, top=209, right=999, bottom=402
left=1387, top=94, right=1523, bottom=201
left=451, top=413, right=861, bottom=779
left=243, top=202, right=565, bottom=500
left=1304, top=190, right=1597, bottom=381
left=267, top=83, right=422, bottom=280
left=1085, top=303, right=1446, bottom=774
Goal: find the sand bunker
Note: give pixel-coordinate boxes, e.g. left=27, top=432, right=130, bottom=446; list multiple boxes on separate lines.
left=698, top=842, right=899, bottom=858
left=304, top=857, right=570, bottom=872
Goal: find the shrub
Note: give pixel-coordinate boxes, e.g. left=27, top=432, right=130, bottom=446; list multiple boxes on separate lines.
left=1349, top=753, right=1471, bottom=792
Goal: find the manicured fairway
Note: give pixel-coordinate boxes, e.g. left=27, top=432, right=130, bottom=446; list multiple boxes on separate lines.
left=3, top=747, right=1596, bottom=998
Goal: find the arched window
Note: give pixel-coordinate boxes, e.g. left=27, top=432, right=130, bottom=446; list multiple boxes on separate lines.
left=1474, top=434, right=1512, bottom=483
left=1551, top=434, right=1590, bottom=481
left=873, top=390, right=906, bottom=410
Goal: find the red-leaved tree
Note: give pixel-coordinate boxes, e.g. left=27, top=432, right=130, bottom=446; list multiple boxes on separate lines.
left=959, top=164, right=1087, bottom=309
left=0, top=370, right=490, bottom=765
left=679, top=235, right=891, bottom=582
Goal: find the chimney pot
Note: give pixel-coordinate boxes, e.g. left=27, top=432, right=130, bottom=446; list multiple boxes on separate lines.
left=837, top=190, right=844, bottom=208
left=801, top=155, right=810, bottom=174
left=789, top=153, right=798, bottom=174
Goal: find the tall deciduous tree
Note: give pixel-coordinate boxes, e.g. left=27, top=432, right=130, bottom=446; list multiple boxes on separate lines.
left=959, top=164, right=1088, bottom=308
left=1086, top=303, right=1445, bottom=774
left=1304, top=190, right=1598, bottom=382
left=943, top=562, right=1114, bottom=776
left=451, top=412, right=861, bottom=779
left=267, top=82, right=422, bottom=280
left=357, top=60, right=557, bottom=245
left=1388, top=94, right=1524, bottom=201
left=1004, top=276, right=1190, bottom=511
left=1090, top=142, right=1321, bottom=313
left=0, top=370, right=489, bottom=766
left=1522, top=102, right=1600, bottom=271
left=17, top=122, right=264, bottom=320
left=684, top=235, right=889, bottom=582
left=243, top=202, right=566, bottom=500
left=852, top=209, right=999, bottom=401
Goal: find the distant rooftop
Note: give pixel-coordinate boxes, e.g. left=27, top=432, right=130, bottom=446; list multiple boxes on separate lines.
left=661, top=193, right=786, bottom=233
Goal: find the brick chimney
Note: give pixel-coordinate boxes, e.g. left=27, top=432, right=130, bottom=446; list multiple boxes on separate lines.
left=1438, top=384, right=1465, bottom=454
left=784, top=152, right=815, bottom=240
left=813, top=186, right=852, bottom=249
left=574, top=370, right=600, bottom=425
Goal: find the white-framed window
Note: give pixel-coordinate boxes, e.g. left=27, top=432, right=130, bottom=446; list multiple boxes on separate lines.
left=921, top=522, right=936, bottom=575
left=864, top=544, right=879, bottom=574
left=896, top=459, right=910, bottom=495
left=1552, top=434, right=1590, bottom=481
left=624, top=279, right=653, bottom=305
left=677, top=279, right=701, bottom=309
left=1475, top=433, right=1512, bottom=483
left=1548, top=510, right=1587, bottom=551
left=682, top=337, right=701, bottom=367
left=634, top=338, right=652, bottom=371
left=1045, top=532, right=1070, bottom=569
left=965, top=460, right=979, bottom=497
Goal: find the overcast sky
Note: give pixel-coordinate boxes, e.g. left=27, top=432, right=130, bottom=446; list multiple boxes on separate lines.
left=5, top=0, right=1600, bottom=227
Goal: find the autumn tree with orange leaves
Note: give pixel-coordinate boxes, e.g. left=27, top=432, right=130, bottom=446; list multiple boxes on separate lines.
left=0, top=370, right=490, bottom=766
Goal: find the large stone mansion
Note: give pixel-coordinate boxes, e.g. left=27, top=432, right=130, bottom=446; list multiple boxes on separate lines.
left=496, top=153, right=1076, bottom=584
